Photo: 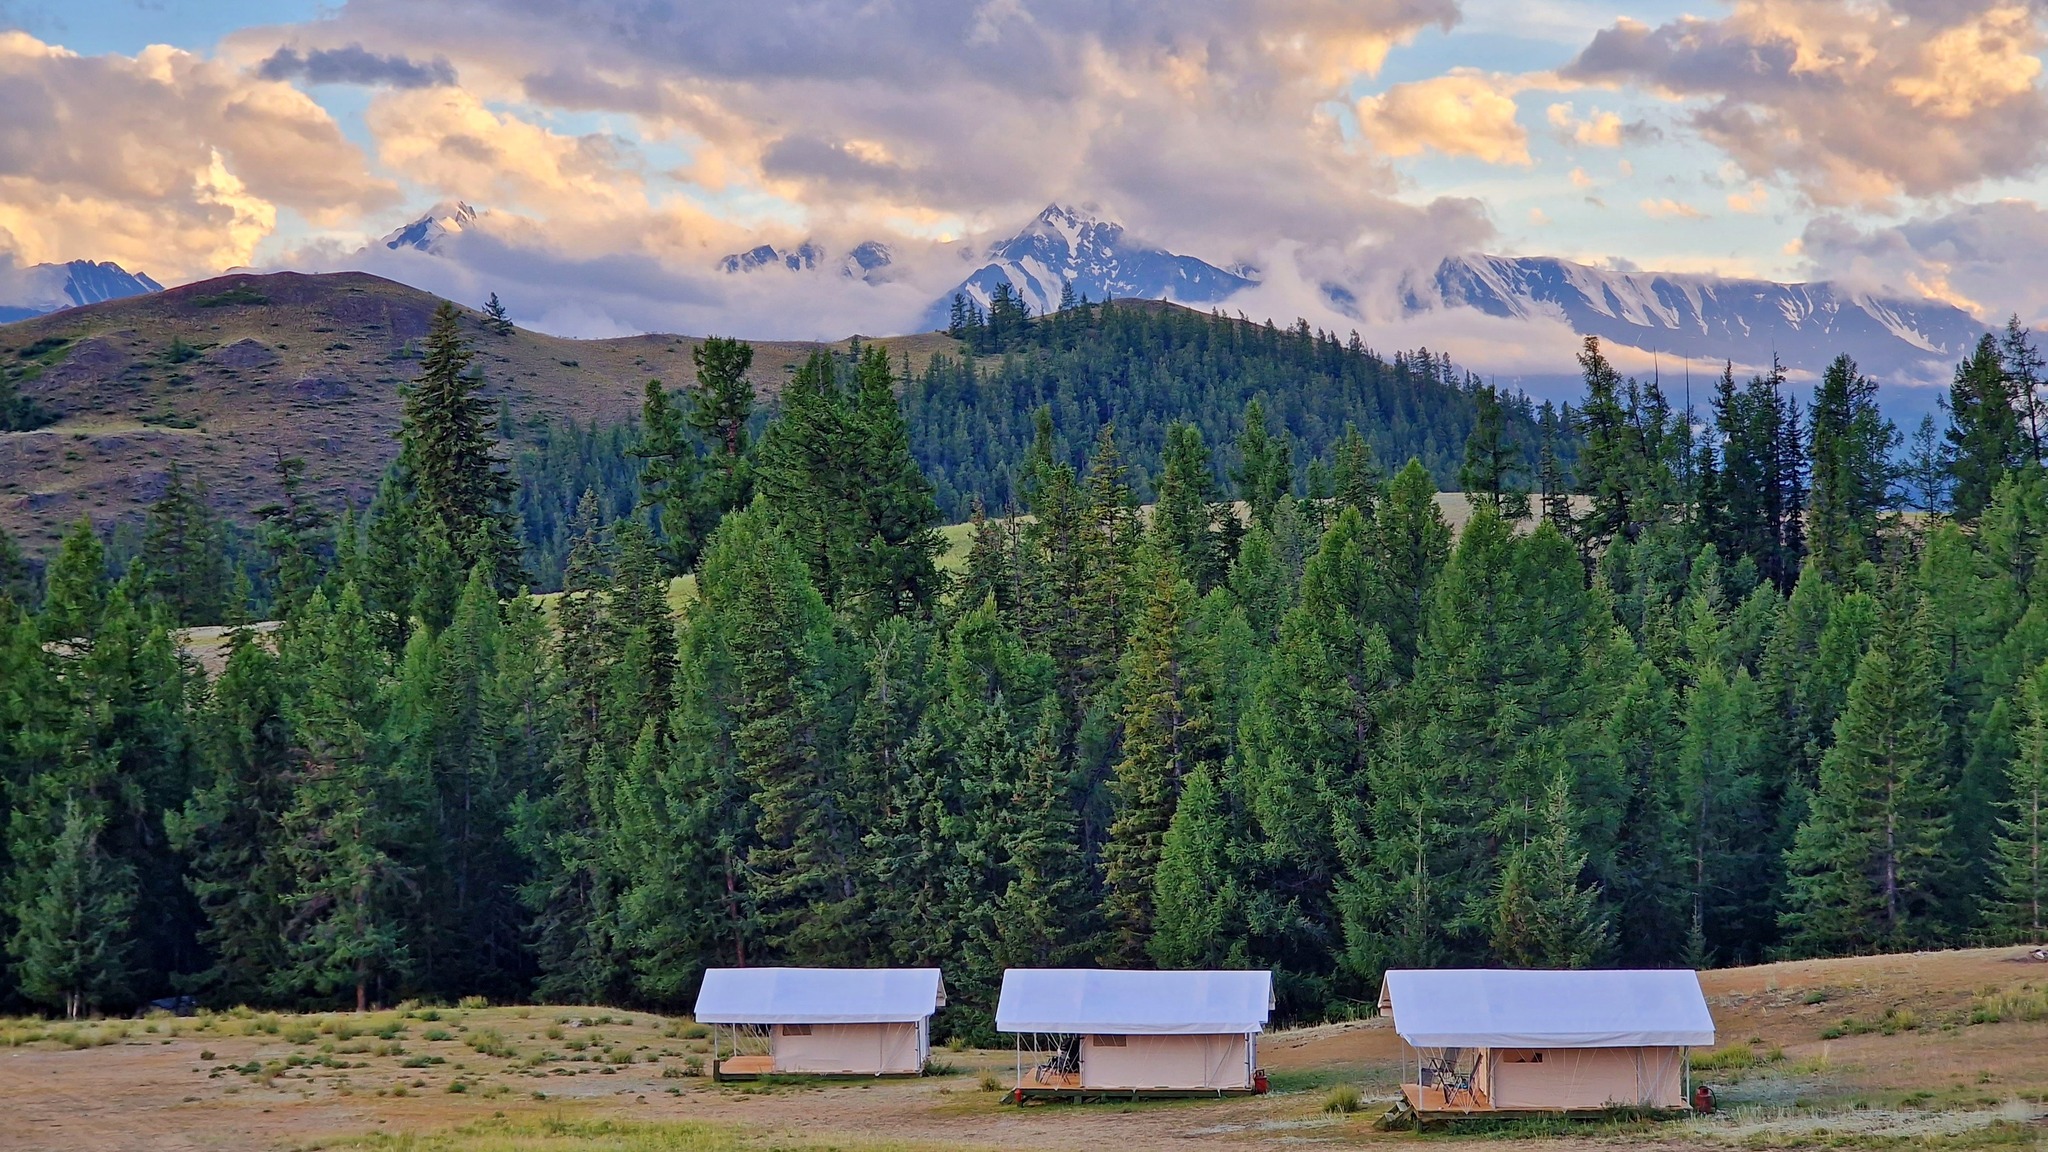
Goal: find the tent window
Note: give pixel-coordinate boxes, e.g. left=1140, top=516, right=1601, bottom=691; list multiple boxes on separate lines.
left=1092, top=1034, right=1126, bottom=1047
left=782, top=1024, right=812, bottom=1036
left=1499, top=1049, right=1543, bottom=1063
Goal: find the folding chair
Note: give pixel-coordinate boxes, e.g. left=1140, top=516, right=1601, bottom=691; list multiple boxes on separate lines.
left=1439, top=1048, right=1480, bottom=1106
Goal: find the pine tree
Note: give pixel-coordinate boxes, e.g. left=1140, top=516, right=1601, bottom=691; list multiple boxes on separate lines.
left=1782, top=588, right=1951, bottom=955
left=166, top=632, right=296, bottom=1002
left=136, top=464, right=231, bottom=624
left=11, top=797, right=135, bottom=1018
left=1149, top=760, right=1243, bottom=968
left=635, top=379, right=703, bottom=573
left=1102, top=563, right=1214, bottom=961
left=1807, top=355, right=1897, bottom=584
left=1991, top=661, right=2048, bottom=943
left=482, top=292, right=513, bottom=335
left=844, top=345, right=946, bottom=624
left=277, top=585, right=409, bottom=1010
left=361, top=466, right=419, bottom=655
left=254, top=449, right=332, bottom=617
left=404, top=301, right=521, bottom=593
left=1903, top=412, right=1953, bottom=515
left=1234, top=399, right=1292, bottom=529
left=38, top=518, right=106, bottom=642
left=1152, top=422, right=1226, bottom=592
left=2003, top=317, right=2044, bottom=467
left=689, top=336, right=756, bottom=522
left=1490, top=768, right=1611, bottom=968
left=1947, top=333, right=2021, bottom=522
left=1459, top=382, right=1527, bottom=518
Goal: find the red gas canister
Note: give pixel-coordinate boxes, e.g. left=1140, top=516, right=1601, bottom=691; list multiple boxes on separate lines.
left=1692, top=1084, right=1717, bottom=1113
left=1253, top=1070, right=1270, bottom=1095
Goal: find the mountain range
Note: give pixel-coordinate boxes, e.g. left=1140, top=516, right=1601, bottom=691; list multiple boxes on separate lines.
left=5, top=201, right=2000, bottom=396
left=0, top=260, right=163, bottom=323
left=1421, top=254, right=1987, bottom=387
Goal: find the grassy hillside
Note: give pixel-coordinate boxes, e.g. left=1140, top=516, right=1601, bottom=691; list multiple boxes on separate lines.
left=0, top=271, right=954, bottom=554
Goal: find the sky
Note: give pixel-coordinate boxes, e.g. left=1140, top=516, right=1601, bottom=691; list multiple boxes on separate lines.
left=5, top=0, right=2048, bottom=375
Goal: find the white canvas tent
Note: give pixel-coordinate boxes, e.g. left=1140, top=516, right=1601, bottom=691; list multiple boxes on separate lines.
left=694, top=967, right=945, bottom=1077
left=1378, top=969, right=1714, bottom=1114
left=996, top=969, right=1274, bottom=1097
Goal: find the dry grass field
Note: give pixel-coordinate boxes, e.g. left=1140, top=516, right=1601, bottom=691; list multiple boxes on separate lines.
left=3, top=948, right=2045, bottom=1151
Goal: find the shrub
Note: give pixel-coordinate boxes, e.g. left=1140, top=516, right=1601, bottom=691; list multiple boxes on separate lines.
left=424, top=1028, right=453, bottom=1042
left=467, top=1029, right=516, bottom=1059
left=679, top=1023, right=709, bottom=1040
left=979, top=1072, right=1002, bottom=1092
left=682, top=1056, right=704, bottom=1076
left=283, top=1023, right=319, bottom=1045
left=1323, top=1084, right=1364, bottom=1114
left=458, top=996, right=489, bottom=1010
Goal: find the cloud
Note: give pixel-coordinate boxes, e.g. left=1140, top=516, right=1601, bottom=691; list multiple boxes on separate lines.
left=258, top=44, right=456, bottom=88
left=228, top=0, right=1474, bottom=254
left=1641, top=198, right=1707, bottom=219
left=1726, top=181, right=1768, bottom=213
left=1799, top=199, right=2048, bottom=323
left=1545, top=101, right=1621, bottom=147
left=1357, top=71, right=1532, bottom=164
left=0, top=31, right=396, bottom=278
left=1563, top=0, right=2048, bottom=207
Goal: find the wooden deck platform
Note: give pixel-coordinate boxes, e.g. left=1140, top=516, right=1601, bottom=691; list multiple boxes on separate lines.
left=1400, top=1083, right=1495, bottom=1113
left=1011, top=1072, right=1262, bottom=1103
left=712, top=1055, right=774, bottom=1080
left=1379, top=1084, right=1689, bottom=1129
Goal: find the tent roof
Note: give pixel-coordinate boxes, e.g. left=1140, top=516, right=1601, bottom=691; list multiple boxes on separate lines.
left=995, top=969, right=1275, bottom=1035
left=1377, top=969, right=1715, bottom=1048
left=693, top=968, right=945, bottom=1025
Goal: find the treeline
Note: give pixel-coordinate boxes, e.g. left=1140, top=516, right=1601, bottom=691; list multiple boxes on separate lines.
left=4, top=301, right=2048, bottom=1035
left=911, top=297, right=1554, bottom=519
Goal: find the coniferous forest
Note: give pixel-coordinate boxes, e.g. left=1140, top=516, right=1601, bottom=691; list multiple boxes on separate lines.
left=4, top=299, right=2048, bottom=1037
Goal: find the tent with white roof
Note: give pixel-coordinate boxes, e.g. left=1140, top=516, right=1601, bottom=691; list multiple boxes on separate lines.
left=1377, top=969, right=1715, bottom=1113
left=694, top=967, right=945, bottom=1077
left=996, top=969, right=1274, bottom=1096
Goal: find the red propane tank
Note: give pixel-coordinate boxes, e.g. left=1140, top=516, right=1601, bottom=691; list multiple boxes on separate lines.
left=1253, top=1070, right=1270, bottom=1095
left=1692, top=1084, right=1717, bottom=1114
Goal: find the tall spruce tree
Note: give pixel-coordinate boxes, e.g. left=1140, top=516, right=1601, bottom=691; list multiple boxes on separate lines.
left=1101, top=562, right=1215, bottom=962
left=277, top=585, right=409, bottom=1011
left=1992, top=661, right=2048, bottom=943
left=404, top=302, right=522, bottom=595
left=1947, top=332, right=2021, bottom=522
left=12, top=797, right=135, bottom=1018
left=166, top=633, right=296, bottom=1003
left=137, top=464, right=231, bottom=625
left=1152, top=422, right=1227, bottom=592
left=1806, top=355, right=1897, bottom=584
left=1459, top=382, right=1528, bottom=518
left=1782, top=587, right=1952, bottom=955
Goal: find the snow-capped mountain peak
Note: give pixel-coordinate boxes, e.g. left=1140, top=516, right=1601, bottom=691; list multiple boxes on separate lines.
left=380, top=201, right=478, bottom=255
left=0, top=259, right=163, bottom=324
left=716, top=239, right=894, bottom=283
left=1414, top=253, right=1988, bottom=387
left=925, top=203, right=1254, bottom=329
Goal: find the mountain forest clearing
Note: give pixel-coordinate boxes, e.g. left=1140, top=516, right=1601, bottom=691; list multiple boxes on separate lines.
left=1, top=948, right=2045, bottom=1151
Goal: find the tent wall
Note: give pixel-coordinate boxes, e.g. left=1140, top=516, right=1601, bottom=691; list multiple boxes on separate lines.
left=772, top=1022, right=926, bottom=1075
left=1079, top=1033, right=1252, bottom=1091
left=1485, top=1046, right=1685, bottom=1110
